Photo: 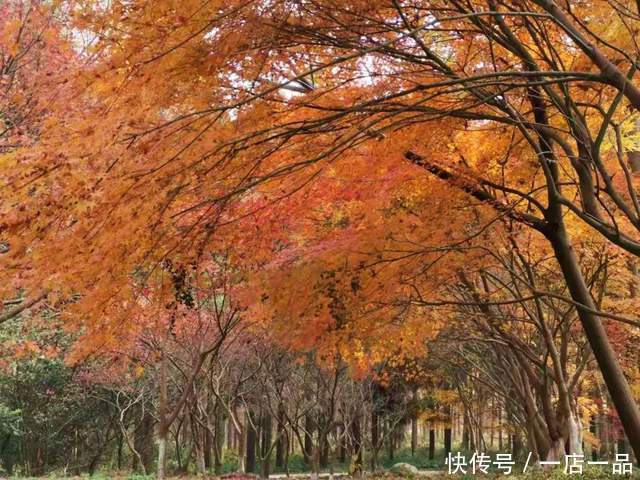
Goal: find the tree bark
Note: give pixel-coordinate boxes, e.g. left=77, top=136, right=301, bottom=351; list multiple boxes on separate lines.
left=157, top=352, right=169, bottom=480
left=338, top=425, right=346, bottom=464
left=546, top=224, right=640, bottom=460
left=411, top=418, right=418, bottom=457
left=351, top=413, right=362, bottom=476
left=512, top=434, right=522, bottom=458
left=304, top=415, right=314, bottom=466
left=132, top=407, right=154, bottom=474
left=260, top=412, right=272, bottom=479
left=387, top=421, right=394, bottom=461
left=204, top=425, right=212, bottom=471
left=408, top=149, right=640, bottom=461
left=428, top=429, right=435, bottom=460
left=156, top=430, right=167, bottom=480
left=370, top=410, right=379, bottom=470
left=246, top=411, right=257, bottom=474
left=444, top=428, right=452, bottom=456
left=320, top=434, right=329, bottom=469
left=275, top=405, right=285, bottom=468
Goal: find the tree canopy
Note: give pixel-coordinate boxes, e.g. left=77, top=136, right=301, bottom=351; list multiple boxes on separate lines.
left=2, top=0, right=640, bottom=477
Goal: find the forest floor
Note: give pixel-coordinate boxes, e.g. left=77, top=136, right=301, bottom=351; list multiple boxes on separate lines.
left=267, top=472, right=445, bottom=478
left=8, top=470, right=640, bottom=480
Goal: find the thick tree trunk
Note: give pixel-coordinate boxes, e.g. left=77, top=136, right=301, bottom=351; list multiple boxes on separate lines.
left=310, top=442, right=321, bottom=480
left=411, top=418, right=418, bottom=457
left=444, top=428, right=452, bottom=456
left=204, top=427, right=212, bottom=471
left=116, top=430, right=123, bottom=471
left=196, top=434, right=206, bottom=475
left=246, top=412, right=257, bottom=474
left=304, top=416, right=314, bottom=466
left=567, top=413, right=583, bottom=456
left=547, top=224, right=640, bottom=460
left=320, top=434, right=329, bottom=469
left=227, top=417, right=234, bottom=450
left=275, top=436, right=284, bottom=469
left=213, top=432, right=222, bottom=475
left=462, top=410, right=471, bottom=451
left=351, top=413, right=362, bottom=476
left=546, top=438, right=565, bottom=462
left=339, top=426, right=346, bottom=464
left=133, top=408, right=154, bottom=474
left=260, top=412, right=272, bottom=479
left=156, top=430, right=167, bottom=480
left=512, top=434, right=522, bottom=458
left=214, top=405, right=224, bottom=475
left=237, top=408, right=246, bottom=473
left=284, top=427, right=291, bottom=476
left=590, top=415, right=598, bottom=461
left=428, top=429, right=435, bottom=460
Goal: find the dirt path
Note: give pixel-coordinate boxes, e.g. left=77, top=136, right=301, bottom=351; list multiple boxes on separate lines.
left=267, top=470, right=446, bottom=478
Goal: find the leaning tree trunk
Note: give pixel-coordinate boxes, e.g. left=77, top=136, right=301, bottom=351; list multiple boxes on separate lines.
left=547, top=222, right=640, bottom=460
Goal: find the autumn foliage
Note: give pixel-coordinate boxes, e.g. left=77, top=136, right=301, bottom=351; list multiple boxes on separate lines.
left=2, top=0, right=640, bottom=476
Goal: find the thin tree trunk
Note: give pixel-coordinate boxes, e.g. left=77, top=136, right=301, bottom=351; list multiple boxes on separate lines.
left=275, top=405, right=285, bottom=469
left=157, top=352, right=169, bottom=480
left=387, top=421, right=394, bottom=461
left=370, top=410, right=379, bottom=470
left=117, top=429, right=123, bottom=471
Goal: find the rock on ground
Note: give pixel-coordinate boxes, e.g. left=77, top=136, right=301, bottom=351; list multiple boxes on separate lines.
left=390, top=463, right=419, bottom=476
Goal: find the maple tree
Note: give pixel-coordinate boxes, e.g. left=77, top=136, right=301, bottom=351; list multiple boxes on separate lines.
left=3, top=0, right=640, bottom=476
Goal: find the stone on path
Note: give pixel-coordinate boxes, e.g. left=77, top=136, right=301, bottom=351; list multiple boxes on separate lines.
left=390, top=463, right=419, bottom=476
